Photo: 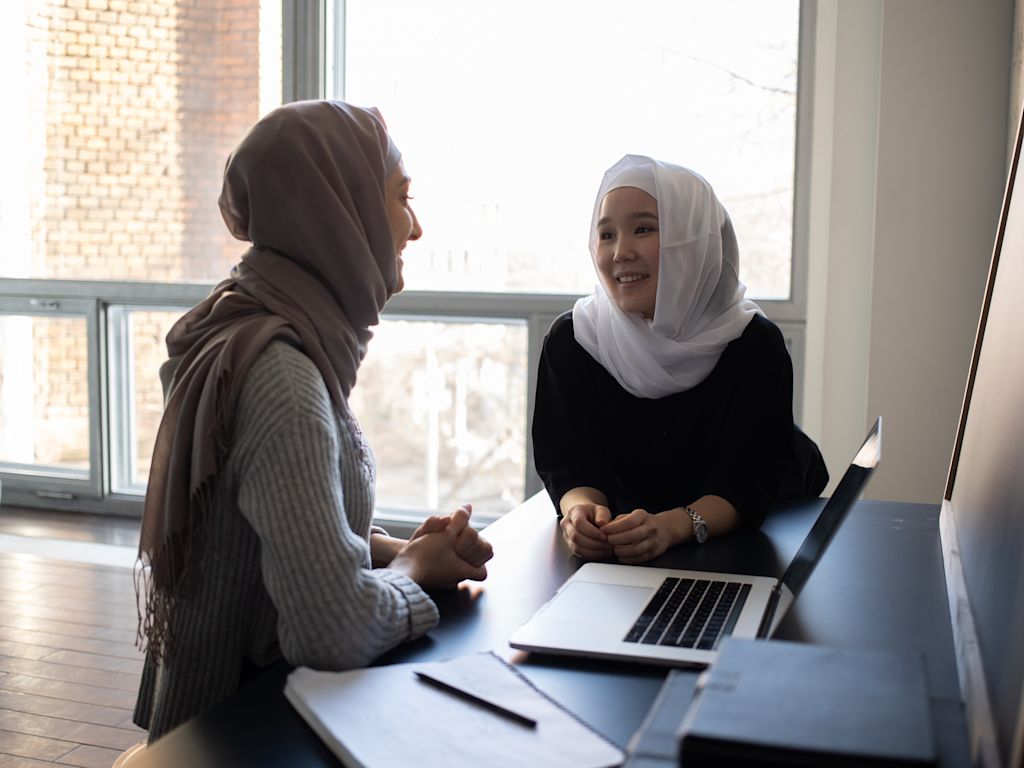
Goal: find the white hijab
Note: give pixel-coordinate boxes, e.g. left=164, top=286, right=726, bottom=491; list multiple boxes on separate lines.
left=573, top=154, right=762, bottom=399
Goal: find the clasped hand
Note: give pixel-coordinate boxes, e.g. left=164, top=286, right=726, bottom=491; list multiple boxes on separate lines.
left=391, top=504, right=494, bottom=590
left=560, top=504, right=674, bottom=565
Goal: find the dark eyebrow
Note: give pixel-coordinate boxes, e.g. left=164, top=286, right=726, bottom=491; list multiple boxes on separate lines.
left=596, top=210, right=658, bottom=228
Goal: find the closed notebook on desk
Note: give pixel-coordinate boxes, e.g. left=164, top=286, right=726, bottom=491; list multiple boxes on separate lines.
left=678, top=638, right=936, bottom=767
left=284, top=651, right=623, bottom=768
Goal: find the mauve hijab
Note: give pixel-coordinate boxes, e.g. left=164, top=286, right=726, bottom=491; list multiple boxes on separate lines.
left=137, top=100, right=402, bottom=658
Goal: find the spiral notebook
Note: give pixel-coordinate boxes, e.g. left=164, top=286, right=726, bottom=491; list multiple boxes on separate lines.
left=285, top=651, right=623, bottom=768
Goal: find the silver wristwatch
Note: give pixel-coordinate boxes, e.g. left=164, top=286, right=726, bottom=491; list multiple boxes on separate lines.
left=684, top=506, right=709, bottom=544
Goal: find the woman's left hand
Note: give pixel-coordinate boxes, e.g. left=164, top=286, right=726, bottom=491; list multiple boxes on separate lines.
left=410, top=504, right=493, bottom=568
left=602, top=509, right=674, bottom=564
left=410, top=513, right=453, bottom=540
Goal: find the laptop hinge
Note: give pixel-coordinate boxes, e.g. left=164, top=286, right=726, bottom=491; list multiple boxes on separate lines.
left=756, top=585, right=783, bottom=639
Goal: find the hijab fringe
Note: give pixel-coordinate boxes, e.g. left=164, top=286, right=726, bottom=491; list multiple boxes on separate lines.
left=135, top=369, right=232, bottom=662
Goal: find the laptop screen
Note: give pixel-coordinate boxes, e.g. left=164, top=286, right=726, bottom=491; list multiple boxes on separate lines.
left=777, top=418, right=882, bottom=600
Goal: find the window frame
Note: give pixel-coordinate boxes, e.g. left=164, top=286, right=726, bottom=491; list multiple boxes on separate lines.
left=0, top=280, right=210, bottom=515
left=0, top=294, right=104, bottom=501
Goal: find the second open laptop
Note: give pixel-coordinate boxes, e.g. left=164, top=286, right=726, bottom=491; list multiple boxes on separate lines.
left=509, top=418, right=882, bottom=667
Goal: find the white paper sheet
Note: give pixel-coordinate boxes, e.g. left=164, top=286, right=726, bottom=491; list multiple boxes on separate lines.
left=284, top=652, right=624, bottom=768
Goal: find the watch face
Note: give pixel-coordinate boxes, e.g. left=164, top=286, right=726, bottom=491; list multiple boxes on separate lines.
left=687, top=508, right=709, bottom=544
left=695, top=522, right=709, bottom=544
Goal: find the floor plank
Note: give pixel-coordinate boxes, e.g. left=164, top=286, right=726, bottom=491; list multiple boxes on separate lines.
left=0, top=645, right=54, bottom=665
left=0, top=603, right=135, bottom=635
left=0, top=557, right=133, bottom=584
left=36, top=652, right=142, bottom=678
left=0, top=753, right=66, bottom=767
left=0, top=556, right=135, bottom=581
left=2, top=581, right=135, bottom=612
left=0, top=675, right=136, bottom=712
left=0, top=692, right=134, bottom=728
left=0, top=730, right=74, bottom=762
left=54, top=745, right=126, bottom=768
left=0, top=510, right=139, bottom=548
left=85, top=629, right=136, bottom=646
left=0, top=629, right=140, bottom=662
left=0, top=711, right=140, bottom=751
left=0, top=657, right=140, bottom=693
left=0, top=570, right=131, bottom=595
left=1, top=594, right=137, bottom=621
left=0, top=616, right=136, bottom=645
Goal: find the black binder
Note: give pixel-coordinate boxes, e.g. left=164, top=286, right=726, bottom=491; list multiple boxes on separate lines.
left=677, top=638, right=936, bottom=767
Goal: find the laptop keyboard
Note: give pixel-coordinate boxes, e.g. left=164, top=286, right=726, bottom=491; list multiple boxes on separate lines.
left=623, top=577, right=751, bottom=651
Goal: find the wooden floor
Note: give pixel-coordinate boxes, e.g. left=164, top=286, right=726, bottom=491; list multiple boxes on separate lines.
left=0, top=510, right=146, bottom=767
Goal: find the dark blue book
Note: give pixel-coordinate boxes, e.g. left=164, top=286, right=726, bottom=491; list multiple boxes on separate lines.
left=678, top=638, right=936, bottom=767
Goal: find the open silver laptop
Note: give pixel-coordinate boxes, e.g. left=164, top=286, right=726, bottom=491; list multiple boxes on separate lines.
left=510, top=418, right=882, bottom=667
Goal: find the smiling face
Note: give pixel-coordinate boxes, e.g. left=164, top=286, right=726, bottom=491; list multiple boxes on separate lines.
left=594, top=186, right=660, bottom=318
left=384, top=160, right=423, bottom=293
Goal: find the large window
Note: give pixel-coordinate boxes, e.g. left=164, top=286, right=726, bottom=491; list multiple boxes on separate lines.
left=0, top=1, right=809, bottom=523
left=337, top=0, right=806, bottom=520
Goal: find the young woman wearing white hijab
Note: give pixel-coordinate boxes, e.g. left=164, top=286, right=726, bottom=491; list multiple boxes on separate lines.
left=533, top=155, right=827, bottom=564
left=131, top=101, right=493, bottom=743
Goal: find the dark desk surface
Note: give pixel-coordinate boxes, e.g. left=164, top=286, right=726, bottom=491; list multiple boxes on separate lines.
left=135, top=493, right=970, bottom=767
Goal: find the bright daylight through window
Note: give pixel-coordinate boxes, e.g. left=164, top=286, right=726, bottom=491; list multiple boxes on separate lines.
left=343, top=0, right=799, bottom=298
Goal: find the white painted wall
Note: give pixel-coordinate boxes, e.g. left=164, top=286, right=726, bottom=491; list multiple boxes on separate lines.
left=803, top=0, right=1014, bottom=503
left=802, top=0, right=882, bottom=496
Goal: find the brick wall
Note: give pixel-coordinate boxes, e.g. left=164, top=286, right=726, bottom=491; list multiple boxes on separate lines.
left=22, top=0, right=262, bottom=469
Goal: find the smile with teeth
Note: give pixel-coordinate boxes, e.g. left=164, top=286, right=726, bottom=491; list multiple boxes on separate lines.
left=616, top=272, right=648, bottom=284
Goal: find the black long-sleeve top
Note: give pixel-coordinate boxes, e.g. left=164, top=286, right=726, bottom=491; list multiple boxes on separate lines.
left=532, top=312, right=827, bottom=528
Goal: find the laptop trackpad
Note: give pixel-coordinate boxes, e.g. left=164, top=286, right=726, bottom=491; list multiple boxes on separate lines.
left=545, top=581, right=651, bottom=623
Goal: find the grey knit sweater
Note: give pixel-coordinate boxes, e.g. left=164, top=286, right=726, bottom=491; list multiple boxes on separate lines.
left=133, top=340, right=440, bottom=741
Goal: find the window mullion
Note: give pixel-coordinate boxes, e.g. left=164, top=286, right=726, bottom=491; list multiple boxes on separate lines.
left=283, top=0, right=325, bottom=102
left=106, top=306, right=133, bottom=498
left=87, top=298, right=105, bottom=500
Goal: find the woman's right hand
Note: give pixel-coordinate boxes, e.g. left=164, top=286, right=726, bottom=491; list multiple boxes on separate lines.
left=560, top=503, right=614, bottom=560
left=389, top=507, right=490, bottom=590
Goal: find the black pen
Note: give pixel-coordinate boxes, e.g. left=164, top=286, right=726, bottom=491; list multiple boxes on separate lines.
left=413, top=670, right=538, bottom=728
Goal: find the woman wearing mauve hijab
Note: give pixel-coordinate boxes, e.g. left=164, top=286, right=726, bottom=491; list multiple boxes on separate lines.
left=533, top=155, right=827, bottom=563
left=132, top=101, right=493, bottom=742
